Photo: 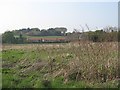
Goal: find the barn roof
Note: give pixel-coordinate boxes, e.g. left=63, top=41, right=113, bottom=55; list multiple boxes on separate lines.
left=27, top=37, right=66, bottom=41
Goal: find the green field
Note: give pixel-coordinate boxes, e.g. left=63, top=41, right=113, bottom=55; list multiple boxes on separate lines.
left=2, top=42, right=119, bottom=88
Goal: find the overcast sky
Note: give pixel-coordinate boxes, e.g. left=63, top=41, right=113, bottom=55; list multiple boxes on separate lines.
left=0, top=0, right=118, bottom=33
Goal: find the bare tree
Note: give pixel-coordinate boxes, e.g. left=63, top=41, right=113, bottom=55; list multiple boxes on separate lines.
left=85, top=24, right=90, bottom=31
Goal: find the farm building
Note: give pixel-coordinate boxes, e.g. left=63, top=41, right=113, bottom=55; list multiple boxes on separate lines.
left=27, top=37, right=68, bottom=43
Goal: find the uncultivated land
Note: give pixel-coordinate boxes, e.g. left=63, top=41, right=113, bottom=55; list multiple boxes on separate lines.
left=2, top=42, right=119, bottom=88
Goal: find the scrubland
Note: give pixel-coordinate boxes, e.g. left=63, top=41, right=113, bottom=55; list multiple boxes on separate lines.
left=2, top=42, right=119, bottom=88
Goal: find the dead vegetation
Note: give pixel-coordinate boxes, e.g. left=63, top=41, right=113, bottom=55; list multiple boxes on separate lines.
left=2, top=42, right=119, bottom=88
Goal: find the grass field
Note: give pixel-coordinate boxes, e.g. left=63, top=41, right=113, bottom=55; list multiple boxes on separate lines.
left=2, top=42, right=119, bottom=88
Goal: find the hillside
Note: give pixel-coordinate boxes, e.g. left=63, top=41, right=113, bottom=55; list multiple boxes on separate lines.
left=13, top=27, right=67, bottom=36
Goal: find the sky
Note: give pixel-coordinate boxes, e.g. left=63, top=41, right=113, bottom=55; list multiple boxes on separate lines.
left=0, top=0, right=118, bottom=33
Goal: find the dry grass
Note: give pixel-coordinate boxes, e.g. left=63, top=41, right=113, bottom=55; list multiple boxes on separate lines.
left=2, top=42, right=119, bottom=88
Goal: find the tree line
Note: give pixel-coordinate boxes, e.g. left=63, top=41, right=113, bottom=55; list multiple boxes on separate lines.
left=2, top=26, right=120, bottom=44
left=2, top=27, right=67, bottom=44
left=86, top=30, right=118, bottom=42
left=66, top=26, right=119, bottom=42
left=2, top=31, right=26, bottom=44
left=13, top=27, right=67, bottom=36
